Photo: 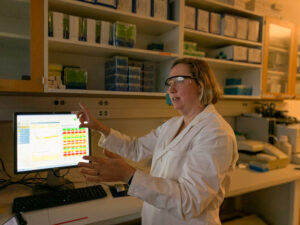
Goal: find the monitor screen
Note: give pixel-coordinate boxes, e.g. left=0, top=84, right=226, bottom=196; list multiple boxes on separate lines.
left=14, top=112, right=91, bottom=173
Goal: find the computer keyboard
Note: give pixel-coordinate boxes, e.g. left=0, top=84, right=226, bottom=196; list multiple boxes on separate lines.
left=12, top=185, right=107, bottom=213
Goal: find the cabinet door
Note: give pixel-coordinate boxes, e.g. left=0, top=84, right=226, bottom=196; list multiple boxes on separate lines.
left=262, top=17, right=296, bottom=98
left=0, top=0, right=43, bottom=92
left=293, top=26, right=300, bottom=97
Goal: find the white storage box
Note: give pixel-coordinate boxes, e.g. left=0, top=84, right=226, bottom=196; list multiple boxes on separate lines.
left=100, top=21, right=112, bottom=45
left=208, top=45, right=248, bottom=61
left=184, top=5, right=196, bottom=29
left=118, top=0, right=132, bottom=12
left=135, top=0, right=151, bottom=17
left=248, top=19, right=260, bottom=42
left=221, top=14, right=236, bottom=37
left=53, top=12, right=63, bottom=39
left=87, top=19, right=96, bottom=43
left=69, top=15, right=79, bottom=41
left=210, top=12, right=221, bottom=34
left=248, top=48, right=261, bottom=63
left=196, top=9, right=209, bottom=32
left=236, top=17, right=248, bottom=39
left=152, top=0, right=168, bottom=20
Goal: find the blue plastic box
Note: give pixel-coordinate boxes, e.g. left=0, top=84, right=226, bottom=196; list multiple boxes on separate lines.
left=105, top=83, right=128, bottom=91
left=129, top=84, right=140, bottom=92
left=105, top=56, right=129, bottom=68
left=224, top=85, right=252, bottom=95
left=105, top=66, right=128, bottom=76
left=225, top=78, right=242, bottom=85
left=105, top=74, right=128, bottom=84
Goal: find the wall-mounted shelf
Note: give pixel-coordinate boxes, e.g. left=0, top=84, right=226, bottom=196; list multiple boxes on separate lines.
left=0, top=32, right=30, bottom=48
left=49, top=38, right=178, bottom=62
left=45, top=88, right=166, bottom=97
left=201, top=57, right=262, bottom=70
left=269, top=46, right=289, bottom=53
left=184, top=29, right=262, bottom=48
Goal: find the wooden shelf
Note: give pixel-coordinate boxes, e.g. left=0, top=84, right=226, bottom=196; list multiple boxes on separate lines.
left=222, top=95, right=261, bottom=100
left=48, top=38, right=178, bottom=61
left=269, top=46, right=289, bottom=53
left=185, top=0, right=263, bottom=19
left=267, top=70, right=287, bottom=76
left=197, top=57, right=261, bottom=70
left=0, top=32, right=30, bottom=48
left=48, top=0, right=179, bottom=35
left=45, top=88, right=166, bottom=97
left=184, top=29, right=262, bottom=48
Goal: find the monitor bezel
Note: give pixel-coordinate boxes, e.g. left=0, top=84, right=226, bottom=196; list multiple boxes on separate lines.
left=14, top=112, right=91, bottom=174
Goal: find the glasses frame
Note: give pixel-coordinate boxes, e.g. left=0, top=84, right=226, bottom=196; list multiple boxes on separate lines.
left=164, top=75, right=197, bottom=90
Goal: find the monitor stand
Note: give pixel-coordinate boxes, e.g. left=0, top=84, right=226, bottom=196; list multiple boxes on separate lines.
left=33, top=169, right=74, bottom=195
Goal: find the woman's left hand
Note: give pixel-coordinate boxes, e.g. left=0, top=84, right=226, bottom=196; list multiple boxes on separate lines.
left=78, top=149, right=136, bottom=183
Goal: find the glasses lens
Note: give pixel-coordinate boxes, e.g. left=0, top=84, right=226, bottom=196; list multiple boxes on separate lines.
left=165, top=76, right=194, bottom=90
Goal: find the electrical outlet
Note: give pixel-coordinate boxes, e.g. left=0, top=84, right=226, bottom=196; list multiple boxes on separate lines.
left=98, top=110, right=109, bottom=118
left=104, top=110, right=109, bottom=117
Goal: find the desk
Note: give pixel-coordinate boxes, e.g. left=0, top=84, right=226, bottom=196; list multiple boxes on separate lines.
left=1, top=165, right=300, bottom=225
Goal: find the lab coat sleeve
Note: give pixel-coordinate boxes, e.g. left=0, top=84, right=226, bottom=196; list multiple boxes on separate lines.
left=128, top=127, right=237, bottom=220
left=98, top=126, right=163, bottom=162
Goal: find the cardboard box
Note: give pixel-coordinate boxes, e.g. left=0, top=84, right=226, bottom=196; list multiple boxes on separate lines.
left=118, top=0, right=133, bottom=12
left=151, top=0, right=168, bottom=20
left=248, top=48, right=261, bottom=63
left=196, top=9, right=209, bottom=32
left=208, top=45, right=248, bottom=61
left=236, top=17, right=248, bottom=39
left=209, top=12, right=221, bottom=34
left=248, top=19, right=260, bottom=42
left=221, top=14, right=236, bottom=37
left=100, top=21, right=112, bottom=45
left=87, top=19, right=96, bottom=43
left=52, top=12, right=63, bottom=39
left=134, top=0, right=151, bottom=17
left=184, top=5, right=196, bottom=29
left=69, top=15, right=79, bottom=41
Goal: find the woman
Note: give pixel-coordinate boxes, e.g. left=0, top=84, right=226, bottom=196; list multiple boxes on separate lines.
left=77, top=58, right=238, bottom=225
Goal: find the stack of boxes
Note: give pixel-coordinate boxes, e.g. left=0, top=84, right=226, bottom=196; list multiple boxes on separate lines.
left=105, top=56, right=129, bottom=91
left=104, top=56, right=155, bottom=92
left=49, top=12, right=136, bottom=47
left=141, top=62, right=155, bottom=92
left=184, top=6, right=260, bottom=42
left=183, top=41, right=205, bottom=58
left=48, top=64, right=88, bottom=90
left=208, top=45, right=261, bottom=64
left=223, top=77, right=253, bottom=95
left=78, top=0, right=169, bottom=20
left=48, top=64, right=64, bottom=89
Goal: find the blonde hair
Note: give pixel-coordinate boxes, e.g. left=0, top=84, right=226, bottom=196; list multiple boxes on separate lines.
left=171, top=58, right=222, bottom=105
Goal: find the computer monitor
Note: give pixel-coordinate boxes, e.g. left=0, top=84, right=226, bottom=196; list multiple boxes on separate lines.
left=14, top=112, right=91, bottom=191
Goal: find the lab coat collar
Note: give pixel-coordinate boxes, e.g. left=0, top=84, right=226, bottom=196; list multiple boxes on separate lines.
left=153, top=104, right=215, bottom=163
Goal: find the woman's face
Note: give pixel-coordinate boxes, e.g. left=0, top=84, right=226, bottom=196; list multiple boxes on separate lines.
left=167, top=63, right=201, bottom=115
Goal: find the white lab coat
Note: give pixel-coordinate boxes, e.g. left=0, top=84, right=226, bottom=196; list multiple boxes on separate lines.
left=99, top=104, right=238, bottom=225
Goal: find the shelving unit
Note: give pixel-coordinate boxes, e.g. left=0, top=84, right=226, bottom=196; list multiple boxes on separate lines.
left=262, top=17, right=295, bottom=96
left=185, top=29, right=262, bottom=48
left=42, top=0, right=267, bottom=98
left=45, top=0, right=181, bottom=96
left=184, top=0, right=264, bottom=98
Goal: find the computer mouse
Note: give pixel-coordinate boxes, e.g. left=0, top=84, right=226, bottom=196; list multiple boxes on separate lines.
left=114, top=184, right=128, bottom=193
